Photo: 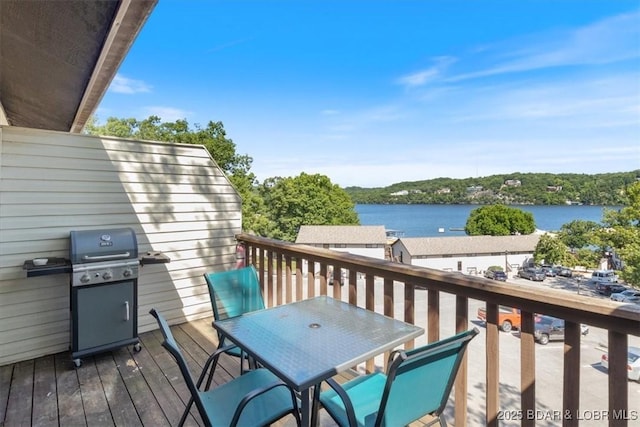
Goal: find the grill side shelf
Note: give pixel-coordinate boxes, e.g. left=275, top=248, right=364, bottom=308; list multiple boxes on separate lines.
left=139, top=252, right=170, bottom=266
left=23, top=258, right=72, bottom=277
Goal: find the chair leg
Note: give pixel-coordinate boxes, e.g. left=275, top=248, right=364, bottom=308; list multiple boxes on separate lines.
left=177, top=397, right=193, bottom=427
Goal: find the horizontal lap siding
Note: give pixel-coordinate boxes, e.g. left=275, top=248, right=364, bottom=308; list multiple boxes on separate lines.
left=0, top=126, right=241, bottom=365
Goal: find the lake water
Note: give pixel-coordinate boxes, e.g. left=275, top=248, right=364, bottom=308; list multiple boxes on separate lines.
left=355, top=204, right=620, bottom=238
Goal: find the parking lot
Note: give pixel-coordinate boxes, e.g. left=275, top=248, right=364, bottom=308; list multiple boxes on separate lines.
left=327, top=272, right=640, bottom=426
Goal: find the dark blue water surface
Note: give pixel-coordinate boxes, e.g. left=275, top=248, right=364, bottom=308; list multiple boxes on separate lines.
left=355, top=204, right=620, bottom=238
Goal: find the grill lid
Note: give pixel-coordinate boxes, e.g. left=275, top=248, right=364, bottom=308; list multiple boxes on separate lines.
left=69, top=228, right=138, bottom=265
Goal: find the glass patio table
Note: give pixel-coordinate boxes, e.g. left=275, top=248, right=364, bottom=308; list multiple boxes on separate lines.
left=212, top=295, right=424, bottom=426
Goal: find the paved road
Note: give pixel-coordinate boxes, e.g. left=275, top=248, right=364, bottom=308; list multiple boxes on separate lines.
left=325, top=273, right=640, bottom=426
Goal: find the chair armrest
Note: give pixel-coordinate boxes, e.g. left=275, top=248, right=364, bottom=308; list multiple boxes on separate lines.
left=197, top=344, right=239, bottom=389
left=323, top=377, right=358, bottom=427
left=230, top=380, right=299, bottom=426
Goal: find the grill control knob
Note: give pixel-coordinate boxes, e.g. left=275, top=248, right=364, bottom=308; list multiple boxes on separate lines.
left=123, top=268, right=132, bottom=278
left=80, top=274, right=91, bottom=284
left=102, top=271, right=113, bottom=281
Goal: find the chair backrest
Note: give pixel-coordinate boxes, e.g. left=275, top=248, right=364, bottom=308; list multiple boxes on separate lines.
left=149, top=309, right=210, bottom=425
left=204, top=265, right=265, bottom=321
left=377, top=328, right=479, bottom=426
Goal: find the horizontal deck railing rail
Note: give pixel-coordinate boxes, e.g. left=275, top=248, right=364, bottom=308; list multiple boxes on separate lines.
left=236, top=233, right=640, bottom=427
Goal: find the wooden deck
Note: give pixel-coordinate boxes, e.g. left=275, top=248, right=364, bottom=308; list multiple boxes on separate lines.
left=0, top=317, right=306, bottom=427
left=0, top=316, right=438, bottom=427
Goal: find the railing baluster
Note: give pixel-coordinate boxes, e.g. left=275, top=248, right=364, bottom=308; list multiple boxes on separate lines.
left=455, top=296, right=469, bottom=427
left=267, top=250, right=274, bottom=308
left=521, top=311, right=536, bottom=427
left=608, top=331, right=628, bottom=427
left=365, top=273, right=375, bottom=373
left=383, top=277, right=394, bottom=371
left=276, top=253, right=283, bottom=306
left=563, top=321, right=581, bottom=427
left=332, top=265, right=342, bottom=300
left=486, top=302, right=499, bottom=427
left=427, top=289, right=440, bottom=342
left=285, top=254, right=292, bottom=304
left=307, top=259, right=315, bottom=298
left=404, top=283, right=415, bottom=349
left=348, top=270, right=357, bottom=305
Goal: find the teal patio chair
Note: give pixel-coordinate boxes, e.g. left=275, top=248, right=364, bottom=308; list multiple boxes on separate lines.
left=312, top=328, right=479, bottom=427
left=204, top=265, right=265, bottom=373
left=149, top=309, right=300, bottom=427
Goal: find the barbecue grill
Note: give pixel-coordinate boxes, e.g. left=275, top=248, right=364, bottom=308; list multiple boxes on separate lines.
left=69, top=228, right=141, bottom=367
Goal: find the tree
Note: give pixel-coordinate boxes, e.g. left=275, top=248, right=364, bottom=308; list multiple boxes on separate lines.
left=84, top=116, right=263, bottom=232
left=534, top=234, right=571, bottom=265
left=259, top=173, right=359, bottom=241
left=595, top=181, right=640, bottom=286
left=465, top=205, right=536, bottom=236
left=557, top=220, right=600, bottom=249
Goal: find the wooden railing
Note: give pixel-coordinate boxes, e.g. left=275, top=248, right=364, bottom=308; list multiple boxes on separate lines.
left=236, top=233, right=640, bottom=427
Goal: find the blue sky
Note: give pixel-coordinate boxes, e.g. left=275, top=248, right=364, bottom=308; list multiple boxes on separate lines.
left=96, top=0, right=640, bottom=188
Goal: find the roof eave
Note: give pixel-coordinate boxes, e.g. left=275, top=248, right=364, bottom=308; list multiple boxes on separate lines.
left=70, top=0, right=157, bottom=133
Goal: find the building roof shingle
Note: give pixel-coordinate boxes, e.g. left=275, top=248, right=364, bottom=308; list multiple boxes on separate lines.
left=396, top=234, right=541, bottom=256
left=295, top=225, right=387, bottom=245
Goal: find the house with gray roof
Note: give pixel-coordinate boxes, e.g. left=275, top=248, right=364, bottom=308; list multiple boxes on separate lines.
left=295, top=225, right=387, bottom=259
left=391, top=234, right=541, bottom=275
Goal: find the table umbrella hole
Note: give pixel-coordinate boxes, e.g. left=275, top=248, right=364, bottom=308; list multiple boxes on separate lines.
left=309, top=323, right=321, bottom=329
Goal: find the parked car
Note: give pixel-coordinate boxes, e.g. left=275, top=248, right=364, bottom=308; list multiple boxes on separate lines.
left=601, top=346, right=640, bottom=382
left=591, top=270, right=618, bottom=284
left=552, top=265, right=573, bottom=277
left=477, top=306, right=521, bottom=332
left=540, top=265, right=556, bottom=277
left=517, top=268, right=546, bottom=281
left=484, top=269, right=507, bottom=281
left=534, top=315, right=589, bottom=345
left=595, top=282, right=627, bottom=296
left=610, top=289, right=640, bottom=302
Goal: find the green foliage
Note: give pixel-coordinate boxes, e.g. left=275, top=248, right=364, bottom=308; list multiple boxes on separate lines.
left=572, top=248, right=601, bottom=269
left=533, top=234, right=570, bottom=265
left=258, top=173, right=360, bottom=241
left=465, top=205, right=536, bottom=236
left=595, top=181, right=640, bottom=285
left=345, top=171, right=639, bottom=206
left=557, top=220, right=600, bottom=249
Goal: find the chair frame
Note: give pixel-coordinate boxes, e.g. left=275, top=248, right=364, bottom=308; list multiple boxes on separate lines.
left=313, top=328, right=479, bottom=427
left=204, top=265, right=265, bottom=373
left=149, top=308, right=301, bottom=427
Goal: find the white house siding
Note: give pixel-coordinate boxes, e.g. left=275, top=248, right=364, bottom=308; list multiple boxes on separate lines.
left=0, top=126, right=241, bottom=366
left=391, top=235, right=538, bottom=275
left=322, top=246, right=385, bottom=259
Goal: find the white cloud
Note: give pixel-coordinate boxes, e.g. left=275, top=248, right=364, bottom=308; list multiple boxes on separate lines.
left=447, top=11, right=640, bottom=83
left=396, top=56, right=457, bottom=88
left=109, top=74, right=152, bottom=94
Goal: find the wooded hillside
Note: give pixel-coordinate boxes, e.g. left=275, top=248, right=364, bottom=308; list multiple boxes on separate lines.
left=345, top=171, right=640, bottom=205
